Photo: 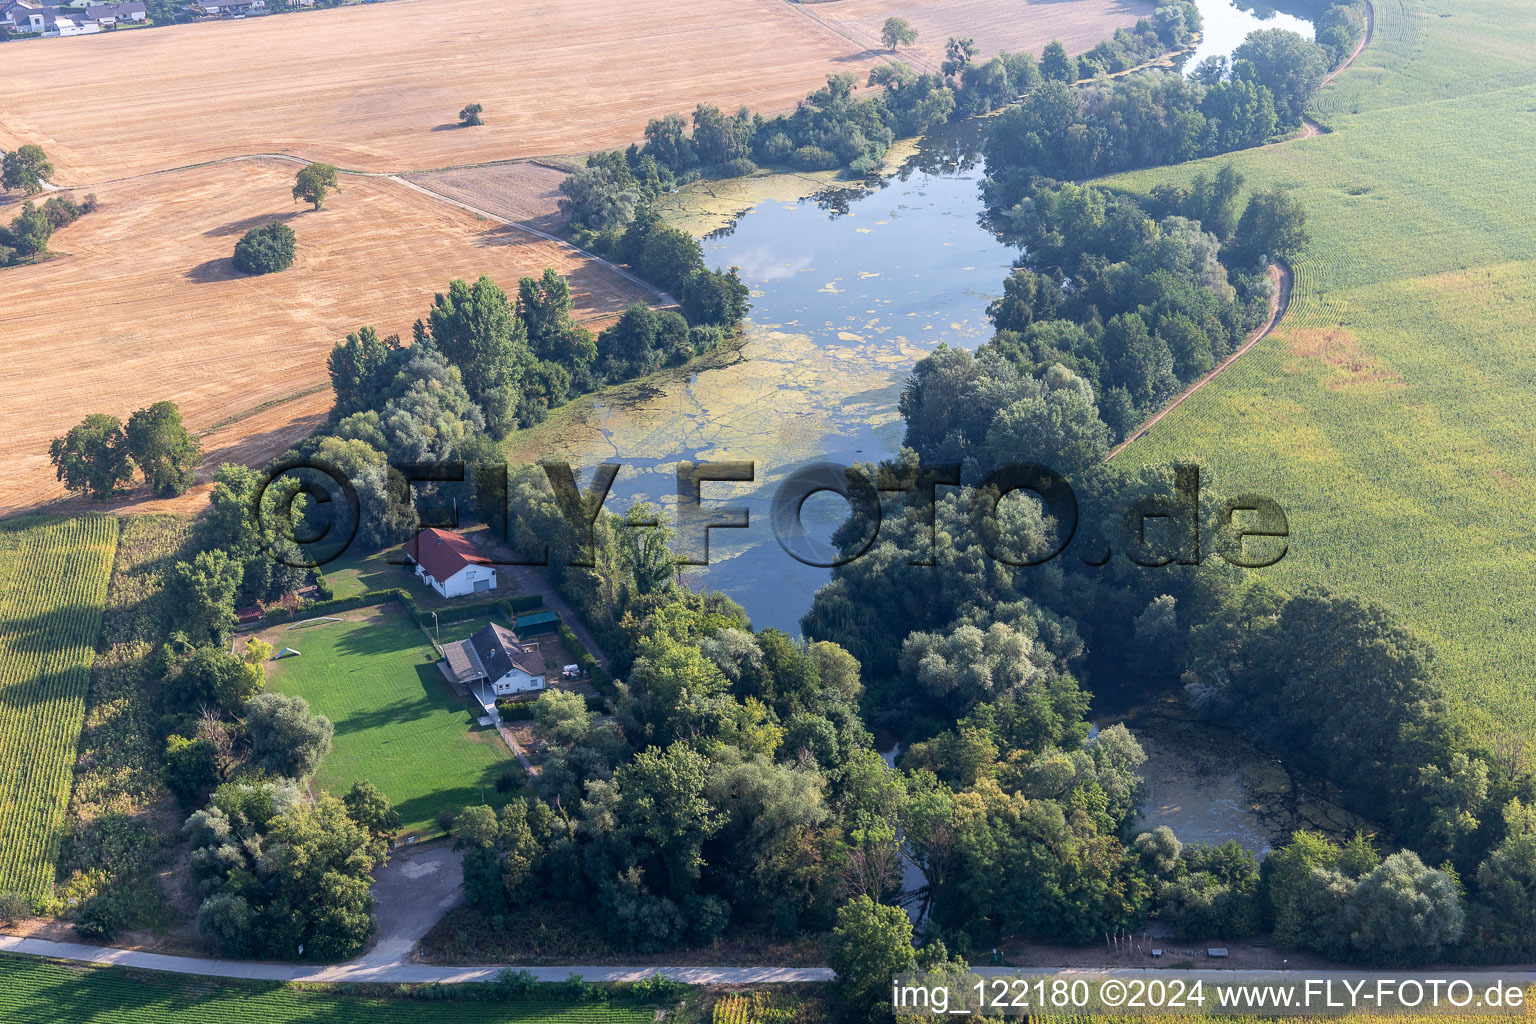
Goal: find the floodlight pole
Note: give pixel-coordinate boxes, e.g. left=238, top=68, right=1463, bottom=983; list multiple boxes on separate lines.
left=431, top=611, right=439, bottom=641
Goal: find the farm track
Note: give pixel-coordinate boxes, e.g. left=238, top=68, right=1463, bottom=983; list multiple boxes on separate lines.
left=1103, top=0, right=1373, bottom=461
left=1105, top=262, right=1291, bottom=462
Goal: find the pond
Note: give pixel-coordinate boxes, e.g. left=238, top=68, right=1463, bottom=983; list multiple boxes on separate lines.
left=1181, top=0, right=1317, bottom=72
left=517, top=124, right=1012, bottom=635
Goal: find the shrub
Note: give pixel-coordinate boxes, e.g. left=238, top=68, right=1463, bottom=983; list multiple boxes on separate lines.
left=791, top=145, right=838, bottom=170
left=0, top=891, right=29, bottom=925
left=717, top=156, right=758, bottom=178
left=232, top=221, right=296, bottom=275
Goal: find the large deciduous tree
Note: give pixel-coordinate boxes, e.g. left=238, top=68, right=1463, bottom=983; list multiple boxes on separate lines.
left=1, top=145, right=53, bottom=195
left=49, top=413, right=134, bottom=499
left=291, top=162, right=339, bottom=211
left=126, top=400, right=201, bottom=496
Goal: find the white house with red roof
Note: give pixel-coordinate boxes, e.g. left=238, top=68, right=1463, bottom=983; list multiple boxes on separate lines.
left=402, top=528, right=497, bottom=599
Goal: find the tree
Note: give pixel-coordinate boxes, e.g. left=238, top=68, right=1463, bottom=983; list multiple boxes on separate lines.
left=1, top=144, right=52, bottom=195
left=343, top=779, right=402, bottom=858
left=1040, top=39, right=1078, bottom=83
left=5, top=201, right=53, bottom=257
left=1349, top=851, right=1464, bottom=966
left=829, top=895, right=917, bottom=1024
left=1228, top=186, right=1308, bottom=269
left=459, top=102, right=484, bottom=126
left=881, top=16, right=917, bottom=51
left=48, top=414, right=134, bottom=499
left=292, top=162, right=339, bottom=210
left=245, top=692, right=334, bottom=779
left=126, top=400, right=200, bottom=496
left=165, top=645, right=263, bottom=715
left=1231, top=29, right=1328, bottom=126
left=679, top=266, right=750, bottom=326
left=427, top=275, right=526, bottom=436
left=941, top=36, right=976, bottom=79
left=0, top=891, right=28, bottom=926
left=327, top=325, right=396, bottom=417
left=163, top=734, right=219, bottom=805
left=232, top=221, right=296, bottom=274
left=168, top=550, right=243, bottom=645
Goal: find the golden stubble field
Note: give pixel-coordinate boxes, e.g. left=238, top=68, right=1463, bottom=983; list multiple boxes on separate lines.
left=801, top=0, right=1157, bottom=72
left=0, top=0, right=880, bottom=183
left=0, top=162, right=650, bottom=514
left=0, top=0, right=1157, bottom=184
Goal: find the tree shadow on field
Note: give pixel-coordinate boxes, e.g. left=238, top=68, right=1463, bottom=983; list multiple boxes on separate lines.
left=832, top=47, right=887, bottom=64
left=431, top=122, right=468, bottom=132
left=204, top=209, right=303, bottom=238
left=185, top=257, right=245, bottom=283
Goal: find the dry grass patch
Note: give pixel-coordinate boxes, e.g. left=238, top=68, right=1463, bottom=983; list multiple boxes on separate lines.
left=0, top=161, right=649, bottom=514
left=1285, top=326, right=1404, bottom=389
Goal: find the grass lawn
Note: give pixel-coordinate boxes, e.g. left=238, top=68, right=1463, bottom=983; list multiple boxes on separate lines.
left=263, top=603, right=525, bottom=835
left=1102, top=0, right=1536, bottom=734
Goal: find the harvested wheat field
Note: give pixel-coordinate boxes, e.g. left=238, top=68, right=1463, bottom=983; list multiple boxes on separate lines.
left=406, top=162, right=574, bottom=234
left=0, top=161, right=651, bottom=515
left=0, top=0, right=1157, bottom=184
left=801, top=0, right=1157, bottom=72
left=0, top=0, right=865, bottom=182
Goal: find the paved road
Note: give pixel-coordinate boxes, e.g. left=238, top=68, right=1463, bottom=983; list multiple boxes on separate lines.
left=0, top=934, right=832, bottom=984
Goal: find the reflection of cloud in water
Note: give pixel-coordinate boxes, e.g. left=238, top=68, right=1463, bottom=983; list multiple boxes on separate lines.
left=730, top=245, right=813, bottom=282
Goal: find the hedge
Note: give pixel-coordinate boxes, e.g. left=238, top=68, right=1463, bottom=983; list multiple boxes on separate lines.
left=507, top=594, right=545, bottom=613
left=557, top=622, right=615, bottom=701
left=260, top=588, right=407, bottom=625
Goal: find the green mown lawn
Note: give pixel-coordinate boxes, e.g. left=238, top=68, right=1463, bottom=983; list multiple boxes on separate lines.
left=264, top=603, right=525, bottom=835
left=0, top=955, right=655, bottom=1024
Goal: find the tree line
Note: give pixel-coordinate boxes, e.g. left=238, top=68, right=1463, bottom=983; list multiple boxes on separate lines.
left=559, top=5, right=1203, bottom=242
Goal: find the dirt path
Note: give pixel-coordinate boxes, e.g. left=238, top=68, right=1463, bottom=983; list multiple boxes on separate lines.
left=1105, top=261, right=1291, bottom=462
left=1298, top=0, right=1374, bottom=138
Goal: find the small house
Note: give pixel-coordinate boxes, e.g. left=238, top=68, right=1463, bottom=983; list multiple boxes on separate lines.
left=402, top=527, right=497, bottom=599
left=84, top=2, right=146, bottom=24
left=440, top=622, right=546, bottom=701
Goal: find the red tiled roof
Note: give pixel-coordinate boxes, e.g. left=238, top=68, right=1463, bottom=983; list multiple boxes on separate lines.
left=403, top=528, right=489, bottom=582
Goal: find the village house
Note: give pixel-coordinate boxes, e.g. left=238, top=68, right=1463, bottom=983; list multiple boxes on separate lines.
left=401, top=527, right=498, bottom=599
left=84, top=2, right=146, bottom=24
left=440, top=622, right=548, bottom=705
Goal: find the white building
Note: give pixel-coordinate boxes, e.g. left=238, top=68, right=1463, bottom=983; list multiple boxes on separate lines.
left=441, top=622, right=547, bottom=702
left=402, top=527, right=497, bottom=600
left=84, top=2, right=147, bottom=24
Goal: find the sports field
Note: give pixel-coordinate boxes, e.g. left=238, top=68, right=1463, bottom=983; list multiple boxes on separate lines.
left=262, top=603, right=522, bottom=836
left=0, top=515, right=118, bottom=896
left=1106, top=0, right=1536, bottom=732
left=0, top=161, right=649, bottom=515
left=0, top=955, right=655, bottom=1024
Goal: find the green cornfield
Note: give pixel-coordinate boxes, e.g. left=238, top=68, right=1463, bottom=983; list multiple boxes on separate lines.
left=1105, top=0, right=1536, bottom=735
left=0, top=955, right=657, bottom=1024
left=0, top=515, right=119, bottom=896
